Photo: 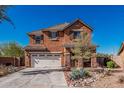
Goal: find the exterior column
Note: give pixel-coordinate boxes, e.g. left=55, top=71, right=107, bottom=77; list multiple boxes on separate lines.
left=91, top=53, right=97, bottom=68
left=24, top=51, right=30, bottom=67
left=64, top=53, right=71, bottom=69
left=61, top=54, right=64, bottom=67
left=63, top=47, right=66, bottom=67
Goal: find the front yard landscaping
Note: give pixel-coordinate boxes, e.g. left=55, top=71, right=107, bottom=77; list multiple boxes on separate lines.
left=0, top=65, right=25, bottom=77
left=64, top=68, right=124, bottom=88
left=0, top=42, right=25, bottom=77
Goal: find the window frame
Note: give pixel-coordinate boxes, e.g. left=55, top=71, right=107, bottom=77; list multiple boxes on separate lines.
left=73, top=31, right=81, bottom=39
left=50, top=32, right=58, bottom=40
left=35, top=35, right=43, bottom=44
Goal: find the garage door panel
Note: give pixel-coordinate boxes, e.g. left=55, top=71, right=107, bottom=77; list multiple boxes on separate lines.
left=31, top=54, right=61, bottom=68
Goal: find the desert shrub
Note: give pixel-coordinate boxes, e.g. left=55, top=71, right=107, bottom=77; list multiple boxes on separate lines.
left=79, top=68, right=85, bottom=77
left=103, top=69, right=112, bottom=76
left=70, top=68, right=80, bottom=80
left=7, top=65, right=17, bottom=73
left=79, top=68, right=90, bottom=77
left=0, top=65, right=8, bottom=76
left=0, top=69, right=8, bottom=76
left=114, top=63, right=118, bottom=68
left=0, top=65, right=21, bottom=76
left=118, top=75, right=124, bottom=83
left=70, top=68, right=90, bottom=80
left=107, top=61, right=115, bottom=68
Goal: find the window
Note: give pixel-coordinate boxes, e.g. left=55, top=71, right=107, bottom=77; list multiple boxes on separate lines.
left=51, top=32, right=58, bottom=40
left=35, top=35, right=43, bottom=44
left=54, top=55, right=60, bottom=57
left=39, top=54, right=45, bottom=57
left=47, top=54, right=52, bottom=56
left=32, top=54, right=37, bottom=57
left=73, top=31, right=81, bottom=39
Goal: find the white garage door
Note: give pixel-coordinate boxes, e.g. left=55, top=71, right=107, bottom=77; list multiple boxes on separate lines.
left=31, top=53, right=61, bottom=68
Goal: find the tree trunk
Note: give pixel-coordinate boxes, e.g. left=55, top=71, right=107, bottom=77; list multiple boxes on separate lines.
left=13, top=56, right=15, bottom=66
left=78, top=58, right=83, bottom=69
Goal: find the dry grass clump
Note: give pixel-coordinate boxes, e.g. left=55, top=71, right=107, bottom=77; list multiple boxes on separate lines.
left=0, top=65, right=8, bottom=76
left=104, top=69, right=112, bottom=76
left=0, top=65, right=21, bottom=77
left=118, top=75, right=124, bottom=84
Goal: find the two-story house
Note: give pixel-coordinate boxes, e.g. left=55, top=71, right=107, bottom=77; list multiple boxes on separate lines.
left=24, top=19, right=97, bottom=68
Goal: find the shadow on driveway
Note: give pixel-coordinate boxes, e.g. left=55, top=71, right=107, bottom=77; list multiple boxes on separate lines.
left=22, top=68, right=66, bottom=75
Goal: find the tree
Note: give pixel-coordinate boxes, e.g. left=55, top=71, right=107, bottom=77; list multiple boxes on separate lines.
left=97, top=53, right=112, bottom=58
left=0, top=5, right=14, bottom=27
left=71, top=32, right=92, bottom=68
left=0, top=42, right=24, bottom=57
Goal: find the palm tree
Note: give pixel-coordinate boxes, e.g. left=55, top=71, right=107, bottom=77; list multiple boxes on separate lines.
left=0, top=5, right=14, bottom=27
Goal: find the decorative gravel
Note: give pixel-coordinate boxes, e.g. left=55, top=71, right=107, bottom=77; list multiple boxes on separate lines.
left=64, top=68, right=124, bottom=88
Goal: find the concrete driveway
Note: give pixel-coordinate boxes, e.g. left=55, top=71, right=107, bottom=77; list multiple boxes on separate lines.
left=0, top=67, right=67, bottom=88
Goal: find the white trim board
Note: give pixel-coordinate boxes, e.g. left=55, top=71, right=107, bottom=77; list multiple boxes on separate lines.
left=29, top=52, right=62, bottom=54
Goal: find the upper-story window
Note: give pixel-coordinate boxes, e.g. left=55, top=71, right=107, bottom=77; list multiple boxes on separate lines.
left=35, top=35, right=43, bottom=44
left=73, top=31, right=81, bottom=39
left=51, top=32, right=58, bottom=40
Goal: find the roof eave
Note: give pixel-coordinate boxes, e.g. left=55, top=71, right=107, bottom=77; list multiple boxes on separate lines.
left=118, top=42, right=124, bottom=55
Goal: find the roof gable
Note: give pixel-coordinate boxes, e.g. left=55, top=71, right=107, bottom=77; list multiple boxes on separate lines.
left=62, top=19, right=93, bottom=31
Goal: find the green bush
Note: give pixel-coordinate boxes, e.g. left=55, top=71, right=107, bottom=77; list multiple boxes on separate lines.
left=79, top=68, right=90, bottom=77
left=70, top=68, right=80, bottom=80
left=106, top=61, right=116, bottom=68
left=70, top=68, right=90, bottom=80
left=79, top=68, right=85, bottom=77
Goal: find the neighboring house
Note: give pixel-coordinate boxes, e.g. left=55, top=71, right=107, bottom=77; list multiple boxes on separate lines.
left=24, top=19, right=97, bottom=68
left=118, top=42, right=124, bottom=56
left=117, top=42, right=124, bottom=68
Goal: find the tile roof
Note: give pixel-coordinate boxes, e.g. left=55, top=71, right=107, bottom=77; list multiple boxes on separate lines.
left=42, top=23, right=70, bottom=31
left=24, top=45, right=47, bottom=51
left=28, top=19, right=93, bottom=35
left=28, top=31, right=43, bottom=35
left=28, top=23, right=69, bottom=35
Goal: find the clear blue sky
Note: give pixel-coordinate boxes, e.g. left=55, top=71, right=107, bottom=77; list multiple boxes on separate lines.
left=0, top=5, right=124, bottom=55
